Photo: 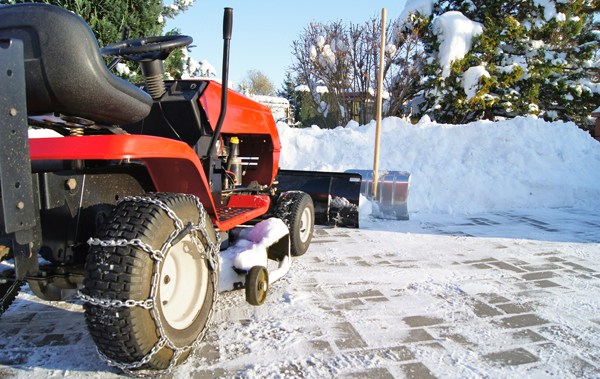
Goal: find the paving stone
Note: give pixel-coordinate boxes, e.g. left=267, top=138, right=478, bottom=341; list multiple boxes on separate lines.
left=0, top=312, right=36, bottom=324
left=311, top=240, right=338, bottom=245
left=533, top=280, right=561, bottom=288
left=308, top=340, right=334, bottom=354
left=522, top=271, right=557, bottom=281
left=531, top=343, right=600, bottom=378
left=360, top=345, right=416, bottom=362
left=472, top=300, right=503, bottom=317
left=514, top=282, right=536, bottom=290
left=314, top=229, right=329, bottom=236
left=562, top=262, right=596, bottom=273
left=521, top=263, right=563, bottom=272
left=539, top=325, right=600, bottom=351
left=334, top=322, right=368, bottom=350
left=463, top=258, right=497, bottom=264
left=279, top=362, right=305, bottom=378
left=511, top=329, right=547, bottom=343
left=477, top=293, right=511, bottom=304
left=562, top=357, right=600, bottom=378
left=0, top=350, right=29, bottom=365
left=402, top=316, right=445, bottom=328
left=421, top=342, right=446, bottom=350
left=506, top=259, right=530, bottom=266
left=332, top=233, right=351, bottom=238
left=335, top=290, right=385, bottom=299
left=0, top=325, right=22, bottom=340
left=435, top=331, right=477, bottom=347
left=496, top=303, right=534, bottom=314
left=400, top=362, right=438, bottom=379
left=546, top=257, right=566, bottom=263
left=355, top=261, right=372, bottom=267
left=223, top=342, right=251, bottom=359
left=365, top=297, right=389, bottom=303
left=326, top=310, right=346, bottom=319
left=471, top=263, right=493, bottom=270
left=514, top=290, right=553, bottom=299
left=401, top=329, right=435, bottom=343
left=497, top=314, right=550, bottom=329
left=483, top=347, right=538, bottom=366
left=488, top=261, right=526, bottom=273
left=335, top=299, right=364, bottom=310
left=346, top=367, right=394, bottom=379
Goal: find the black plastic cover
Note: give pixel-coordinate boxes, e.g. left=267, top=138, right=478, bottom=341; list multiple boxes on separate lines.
left=0, top=3, right=152, bottom=125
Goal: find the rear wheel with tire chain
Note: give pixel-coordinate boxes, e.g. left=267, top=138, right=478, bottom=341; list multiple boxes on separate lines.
left=81, top=193, right=219, bottom=371
left=275, top=191, right=314, bottom=256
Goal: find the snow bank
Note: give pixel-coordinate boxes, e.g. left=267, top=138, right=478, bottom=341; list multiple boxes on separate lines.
left=277, top=116, right=600, bottom=215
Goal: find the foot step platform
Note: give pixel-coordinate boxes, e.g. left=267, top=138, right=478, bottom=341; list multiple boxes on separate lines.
left=215, top=195, right=270, bottom=230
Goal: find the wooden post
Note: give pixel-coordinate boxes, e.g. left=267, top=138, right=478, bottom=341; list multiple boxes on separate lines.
left=372, top=8, right=386, bottom=198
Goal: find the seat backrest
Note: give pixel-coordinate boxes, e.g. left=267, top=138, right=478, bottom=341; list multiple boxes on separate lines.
left=0, top=3, right=152, bottom=125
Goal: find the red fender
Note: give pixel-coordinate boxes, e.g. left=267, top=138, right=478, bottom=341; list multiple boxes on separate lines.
left=29, top=134, right=218, bottom=217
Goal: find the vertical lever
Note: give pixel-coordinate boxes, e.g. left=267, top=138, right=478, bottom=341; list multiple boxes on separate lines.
left=207, top=7, right=233, bottom=158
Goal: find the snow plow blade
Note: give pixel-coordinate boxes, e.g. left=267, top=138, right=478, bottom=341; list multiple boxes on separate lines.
left=346, top=170, right=411, bottom=220
left=275, top=170, right=362, bottom=228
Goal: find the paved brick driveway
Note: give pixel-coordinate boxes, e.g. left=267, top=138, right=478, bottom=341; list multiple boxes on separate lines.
left=1, top=208, right=600, bottom=378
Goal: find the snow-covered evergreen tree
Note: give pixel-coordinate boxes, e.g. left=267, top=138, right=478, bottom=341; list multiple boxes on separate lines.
left=404, top=0, right=600, bottom=131
left=277, top=72, right=301, bottom=125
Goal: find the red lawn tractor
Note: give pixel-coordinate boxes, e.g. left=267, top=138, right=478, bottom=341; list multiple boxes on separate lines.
left=0, top=3, right=366, bottom=373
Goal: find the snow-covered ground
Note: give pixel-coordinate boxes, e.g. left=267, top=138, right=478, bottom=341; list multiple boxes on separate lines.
left=278, top=116, right=600, bottom=215
left=3, top=117, right=600, bottom=378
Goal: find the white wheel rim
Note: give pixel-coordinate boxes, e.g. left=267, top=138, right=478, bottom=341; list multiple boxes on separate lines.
left=299, top=207, right=312, bottom=243
left=159, top=234, right=208, bottom=330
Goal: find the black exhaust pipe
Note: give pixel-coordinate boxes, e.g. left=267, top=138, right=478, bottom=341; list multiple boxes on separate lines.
left=207, top=7, right=233, bottom=158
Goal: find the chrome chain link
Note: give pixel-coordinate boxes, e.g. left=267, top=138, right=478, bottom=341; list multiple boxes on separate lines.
left=77, top=194, right=221, bottom=377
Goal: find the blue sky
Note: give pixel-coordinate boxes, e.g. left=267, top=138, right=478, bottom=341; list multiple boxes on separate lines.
left=166, top=1, right=407, bottom=91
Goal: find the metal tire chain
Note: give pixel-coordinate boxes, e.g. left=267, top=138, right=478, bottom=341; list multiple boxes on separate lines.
left=77, top=193, right=221, bottom=377
left=0, top=280, right=22, bottom=316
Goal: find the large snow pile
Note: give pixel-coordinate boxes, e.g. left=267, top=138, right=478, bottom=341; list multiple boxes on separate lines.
left=277, top=116, right=600, bottom=215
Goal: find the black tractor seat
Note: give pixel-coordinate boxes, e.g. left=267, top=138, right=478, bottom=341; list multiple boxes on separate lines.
left=0, top=3, right=151, bottom=126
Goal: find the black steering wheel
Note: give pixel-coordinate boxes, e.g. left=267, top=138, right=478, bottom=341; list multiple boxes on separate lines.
left=101, top=35, right=193, bottom=62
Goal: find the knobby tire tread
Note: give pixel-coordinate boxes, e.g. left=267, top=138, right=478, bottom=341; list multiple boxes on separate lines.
left=275, top=191, right=314, bottom=257
left=81, top=193, right=213, bottom=369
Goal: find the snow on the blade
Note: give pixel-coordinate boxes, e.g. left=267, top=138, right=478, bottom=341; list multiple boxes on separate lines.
left=218, top=218, right=289, bottom=293
left=277, top=116, right=600, bottom=215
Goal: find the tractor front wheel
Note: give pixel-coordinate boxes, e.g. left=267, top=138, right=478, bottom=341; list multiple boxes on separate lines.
left=275, top=191, right=314, bottom=257
left=82, top=193, right=219, bottom=371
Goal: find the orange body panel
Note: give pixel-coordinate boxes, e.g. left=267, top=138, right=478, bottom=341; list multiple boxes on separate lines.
left=199, top=80, right=281, bottom=185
